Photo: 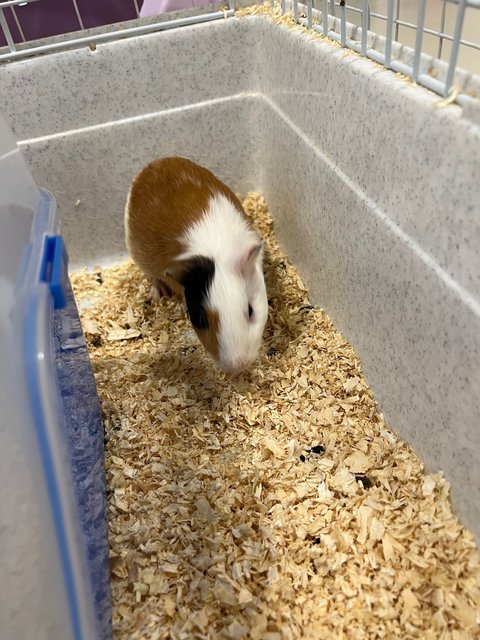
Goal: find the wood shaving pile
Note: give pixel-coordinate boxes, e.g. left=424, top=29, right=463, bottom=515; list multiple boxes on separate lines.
left=71, top=194, right=480, bottom=639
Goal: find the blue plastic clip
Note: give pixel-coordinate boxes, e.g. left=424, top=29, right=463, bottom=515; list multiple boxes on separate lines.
left=40, top=235, right=67, bottom=309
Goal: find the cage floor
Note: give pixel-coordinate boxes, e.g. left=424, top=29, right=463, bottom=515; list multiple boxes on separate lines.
left=71, top=194, right=480, bottom=640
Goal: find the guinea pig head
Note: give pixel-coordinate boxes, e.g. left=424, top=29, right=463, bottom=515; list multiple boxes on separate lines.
left=167, top=244, right=268, bottom=374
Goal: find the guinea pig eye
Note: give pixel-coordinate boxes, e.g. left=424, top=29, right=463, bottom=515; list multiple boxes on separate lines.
left=248, top=304, right=254, bottom=319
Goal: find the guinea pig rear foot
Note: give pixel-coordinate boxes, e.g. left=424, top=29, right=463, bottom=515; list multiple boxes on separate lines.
left=149, top=278, right=174, bottom=301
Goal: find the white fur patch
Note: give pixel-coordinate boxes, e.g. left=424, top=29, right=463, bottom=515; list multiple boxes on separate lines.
left=180, top=193, right=258, bottom=262
left=180, top=193, right=268, bottom=373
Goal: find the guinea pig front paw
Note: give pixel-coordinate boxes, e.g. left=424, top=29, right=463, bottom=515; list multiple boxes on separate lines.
left=149, top=278, right=174, bottom=301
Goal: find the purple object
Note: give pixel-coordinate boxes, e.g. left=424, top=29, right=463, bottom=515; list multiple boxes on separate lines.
left=1, top=0, right=141, bottom=47
left=140, top=0, right=216, bottom=17
left=0, top=8, right=24, bottom=47
left=77, top=0, right=137, bottom=30
left=14, top=0, right=82, bottom=42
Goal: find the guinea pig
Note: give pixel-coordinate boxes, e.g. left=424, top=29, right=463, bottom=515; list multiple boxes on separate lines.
left=125, top=156, right=268, bottom=374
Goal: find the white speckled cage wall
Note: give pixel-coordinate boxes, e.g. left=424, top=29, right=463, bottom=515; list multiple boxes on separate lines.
left=1, top=0, right=480, bottom=604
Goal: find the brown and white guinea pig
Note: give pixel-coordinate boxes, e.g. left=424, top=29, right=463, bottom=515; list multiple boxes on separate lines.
left=124, top=156, right=268, bottom=374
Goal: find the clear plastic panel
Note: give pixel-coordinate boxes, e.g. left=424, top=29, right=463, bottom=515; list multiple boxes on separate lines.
left=0, top=114, right=109, bottom=639
left=0, top=115, right=75, bottom=639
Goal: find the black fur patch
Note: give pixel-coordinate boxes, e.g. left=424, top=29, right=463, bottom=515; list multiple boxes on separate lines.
left=180, top=257, right=215, bottom=330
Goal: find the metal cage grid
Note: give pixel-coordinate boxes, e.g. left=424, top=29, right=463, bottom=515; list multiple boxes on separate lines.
left=0, top=0, right=236, bottom=62
left=286, top=0, right=480, bottom=103
left=1, top=0, right=480, bottom=107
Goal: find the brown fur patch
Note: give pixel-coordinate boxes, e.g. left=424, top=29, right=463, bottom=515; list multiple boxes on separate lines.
left=125, top=157, right=247, bottom=289
left=195, top=308, right=220, bottom=361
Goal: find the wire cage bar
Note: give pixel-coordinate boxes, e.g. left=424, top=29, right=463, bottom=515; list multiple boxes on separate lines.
left=288, top=0, right=480, bottom=106
left=0, top=0, right=235, bottom=63
left=0, top=0, right=480, bottom=109
left=384, top=0, right=394, bottom=68
left=412, top=1, right=427, bottom=82
left=445, top=0, right=468, bottom=92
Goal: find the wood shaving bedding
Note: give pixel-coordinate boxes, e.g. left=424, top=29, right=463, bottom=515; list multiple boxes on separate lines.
left=71, top=193, right=480, bottom=640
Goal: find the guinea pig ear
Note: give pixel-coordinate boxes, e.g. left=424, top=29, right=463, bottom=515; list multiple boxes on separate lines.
left=237, top=243, right=263, bottom=277
left=164, top=258, right=192, bottom=284
left=165, top=255, right=215, bottom=292
left=166, top=256, right=216, bottom=332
